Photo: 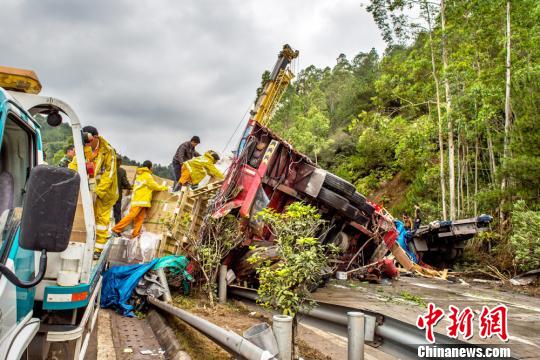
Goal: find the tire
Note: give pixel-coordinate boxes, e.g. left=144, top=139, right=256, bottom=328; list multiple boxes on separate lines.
left=360, top=202, right=375, bottom=217
left=354, top=213, right=370, bottom=227
left=323, top=172, right=356, bottom=197
left=317, top=187, right=349, bottom=213
left=350, top=191, right=366, bottom=207
left=342, top=203, right=360, bottom=220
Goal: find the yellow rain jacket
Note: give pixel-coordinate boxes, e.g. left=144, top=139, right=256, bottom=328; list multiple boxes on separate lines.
left=69, top=136, right=118, bottom=251
left=183, top=151, right=224, bottom=185
left=69, top=136, right=119, bottom=206
left=131, top=167, right=168, bottom=207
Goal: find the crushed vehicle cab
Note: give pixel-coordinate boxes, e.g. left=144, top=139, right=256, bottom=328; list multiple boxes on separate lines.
left=0, top=66, right=108, bottom=359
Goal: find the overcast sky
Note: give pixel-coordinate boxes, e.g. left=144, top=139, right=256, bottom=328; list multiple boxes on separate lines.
left=2, top=0, right=384, bottom=165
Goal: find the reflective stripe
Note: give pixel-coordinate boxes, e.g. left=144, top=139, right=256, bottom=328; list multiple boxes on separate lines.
left=109, top=149, right=116, bottom=179
left=96, top=224, right=108, bottom=231
left=47, top=293, right=72, bottom=302
left=94, top=242, right=105, bottom=249
left=131, top=201, right=150, bottom=206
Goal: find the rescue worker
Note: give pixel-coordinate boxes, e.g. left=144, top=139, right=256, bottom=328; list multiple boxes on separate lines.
left=113, top=155, right=133, bottom=224
left=69, top=126, right=118, bottom=256
left=58, top=145, right=75, bottom=167
left=178, top=150, right=224, bottom=187
left=112, top=160, right=168, bottom=238
left=171, top=136, right=200, bottom=189
left=414, top=203, right=422, bottom=231
left=402, top=213, right=412, bottom=231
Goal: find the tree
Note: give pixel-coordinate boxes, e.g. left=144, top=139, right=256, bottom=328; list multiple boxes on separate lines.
left=500, top=0, right=512, bottom=227
left=249, top=203, right=335, bottom=317
left=510, top=200, right=540, bottom=272
left=186, top=215, right=243, bottom=307
left=286, top=106, right=332, bottom=163
left=440, top=0, right=456, bottom=220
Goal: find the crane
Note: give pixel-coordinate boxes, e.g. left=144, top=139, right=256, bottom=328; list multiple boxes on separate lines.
left=251, top=44, right=299, bottom=127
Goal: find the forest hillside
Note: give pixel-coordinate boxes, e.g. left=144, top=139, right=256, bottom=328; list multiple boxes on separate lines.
left=269, top=0, right=539, bottom=273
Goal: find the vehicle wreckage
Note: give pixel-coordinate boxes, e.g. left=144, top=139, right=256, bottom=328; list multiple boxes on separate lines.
left=149, top=44, right=492, bottom=285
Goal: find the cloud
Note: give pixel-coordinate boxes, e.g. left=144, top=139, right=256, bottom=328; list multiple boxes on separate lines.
left=1, top=0, right=384, bottom=164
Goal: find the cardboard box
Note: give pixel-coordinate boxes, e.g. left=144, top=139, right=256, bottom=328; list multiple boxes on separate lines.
left=69, top=194, right=87, bottom=243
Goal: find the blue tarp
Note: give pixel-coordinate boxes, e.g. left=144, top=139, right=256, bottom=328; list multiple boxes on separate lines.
left=394, top=220, right=418, bottom=263
left=100, top=255, right=193, bottom=317
left=100, top=259, right=160, bottom=317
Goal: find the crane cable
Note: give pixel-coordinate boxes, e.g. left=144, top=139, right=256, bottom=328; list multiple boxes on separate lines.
left=221, top=102, right=252, bottom=155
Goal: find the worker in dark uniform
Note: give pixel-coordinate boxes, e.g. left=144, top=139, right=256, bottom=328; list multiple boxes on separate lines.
left=113, top=155, right=132, bottom=224
left=402, top=213, right=412, bottom=231
left=58, top=145, right=75, bottom=167
left=414, top=203, right=422, bottom=231
left=171, top=136, right=200, bottom=190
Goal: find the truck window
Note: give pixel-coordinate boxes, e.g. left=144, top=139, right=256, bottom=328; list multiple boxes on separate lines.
left=0, top=113, right=35, bottom=258
left=0, top=114, right=35, bottom=209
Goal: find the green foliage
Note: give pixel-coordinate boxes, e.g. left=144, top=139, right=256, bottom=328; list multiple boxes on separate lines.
left=400, top=291, right=427, bottom=308
left=285, top=106, right=332, bottom=161
left=34, top=115, right=73, bottom=165
left=249, top=203, right=336, bottom=317
left=265, top=0, right=540, bottom=272
left=510, top=200, right=540, bottom=272
left=121, top=156, right=172, bottom=180
left=35, top=115, right=172, bottom=179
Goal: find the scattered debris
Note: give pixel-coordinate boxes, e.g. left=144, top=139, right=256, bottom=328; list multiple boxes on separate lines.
left=510, top=269, right=540, bottom=286
left=472, top=278, right=502, bottom=285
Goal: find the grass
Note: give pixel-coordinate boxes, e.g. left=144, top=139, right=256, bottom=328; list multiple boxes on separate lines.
left=399, top=290, right=427, bottom=308
left=172, top=294, right=197, bottom=310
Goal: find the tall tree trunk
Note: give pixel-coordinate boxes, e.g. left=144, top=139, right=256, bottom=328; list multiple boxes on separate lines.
left=465, top=138, right=470, bottom=214
left=441, top=0, right=456, bottom=220
left=473, top=55, right=497, bottom=185
left=486, top=127, right=497, bottom=183
left=500, top=0, right=512, bottom=226
left=424, top=0, right=447, bottom=219
left=457, top=135, right=462, bottom=217
left=474, top=137, right=479, bottom=216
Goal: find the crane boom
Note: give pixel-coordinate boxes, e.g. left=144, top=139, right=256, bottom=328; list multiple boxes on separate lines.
left=252, top=44, right=299, bottom=126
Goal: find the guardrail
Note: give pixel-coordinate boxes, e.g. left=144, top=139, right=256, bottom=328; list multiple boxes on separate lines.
left=147, top=296, right=275, bottom=360
left=228, top=286, right=516, bottom=360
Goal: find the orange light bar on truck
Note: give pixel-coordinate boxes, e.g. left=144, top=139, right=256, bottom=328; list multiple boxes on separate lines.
left=0, top=65, right=42, bottom=94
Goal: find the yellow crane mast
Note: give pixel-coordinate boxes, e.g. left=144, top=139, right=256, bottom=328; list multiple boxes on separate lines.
left=251, top=44, right=299, bottom=126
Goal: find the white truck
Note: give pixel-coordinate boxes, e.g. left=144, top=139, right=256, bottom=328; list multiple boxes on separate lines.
left=0, top=66, right=108, bottom=359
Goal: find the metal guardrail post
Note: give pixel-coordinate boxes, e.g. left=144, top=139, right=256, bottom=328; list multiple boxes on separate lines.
left=272, top=315, right=292, bottom=360
left=156, top=268, right=172, bottom=303
left=347, top=312, right=365, bottom=360
left=218, top=265, right=228, bottom=304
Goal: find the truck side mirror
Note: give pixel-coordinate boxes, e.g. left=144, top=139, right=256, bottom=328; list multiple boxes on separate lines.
left=0, top=166, right=79, bottom=288
left=20, top=165, right=80, bottom=251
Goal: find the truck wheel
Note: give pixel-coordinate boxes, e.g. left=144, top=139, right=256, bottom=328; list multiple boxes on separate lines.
left=342, top=203, right=360, bottom=220
left=360, top=202, right=375, bottom=217
left=323, top=173, right=356, bottom=197
left=350, top=192, right=367, bottom=207
left=317, top=187, right=349, bottom=213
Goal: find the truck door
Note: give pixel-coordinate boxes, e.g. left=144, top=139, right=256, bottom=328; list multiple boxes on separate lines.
left=0, top=106, right=38, bottom=355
